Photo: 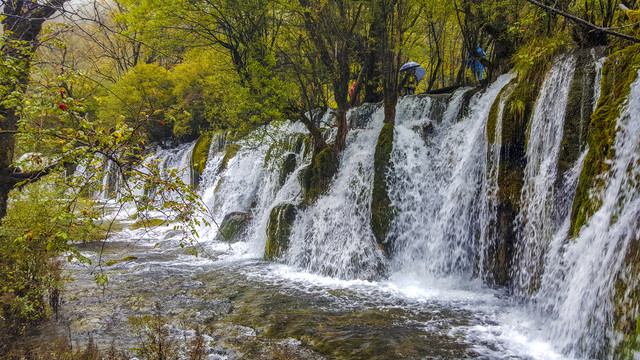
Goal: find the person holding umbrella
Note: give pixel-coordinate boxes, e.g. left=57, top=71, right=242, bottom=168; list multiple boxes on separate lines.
left=399, top=62, right=426, bottom=96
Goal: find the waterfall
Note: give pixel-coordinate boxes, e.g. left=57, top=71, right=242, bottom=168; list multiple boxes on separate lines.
left=513, top=55, right=577, bottom=295
left=197, top=122, right=308, bottom=249
left=388, top=75, right=513, bottom=285
left=285, top=107, right=387, bottom=280
left=531, top=70, right=640, bottom=357
left=110, top=49, right=639, bottom=358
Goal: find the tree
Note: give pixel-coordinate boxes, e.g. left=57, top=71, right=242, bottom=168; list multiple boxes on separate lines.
left=297, top=0, right=366, bottom=151
left=1, top=0, right=69, bottom=220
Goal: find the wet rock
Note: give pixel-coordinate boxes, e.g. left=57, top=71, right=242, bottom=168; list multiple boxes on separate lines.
left=214, top=212, right=251, bottom=243
left=371, top=123, right=395, bottom=254
left=299, top=146, right=339, bottom=203
left=279, top=153, right=297, bottom=187
left=264, top=203, right=297, bottom=260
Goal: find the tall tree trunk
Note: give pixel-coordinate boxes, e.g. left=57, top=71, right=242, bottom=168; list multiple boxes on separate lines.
left=0, top=0, right=68, bottom=220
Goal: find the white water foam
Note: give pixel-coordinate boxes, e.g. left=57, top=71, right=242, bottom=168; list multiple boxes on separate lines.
left=389, top=74, right=514, bottom=286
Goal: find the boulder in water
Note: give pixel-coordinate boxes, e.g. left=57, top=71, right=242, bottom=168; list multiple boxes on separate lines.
left=215, top=212, right=251, bottom=243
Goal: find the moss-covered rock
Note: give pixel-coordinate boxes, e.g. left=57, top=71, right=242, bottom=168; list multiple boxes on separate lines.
left=371, top=123, right=395, bottom=254
left=279, top=153, right=297, bottom=187
left=214, top=211, right=251, bottom=243
left=105, top=256, right=138, bottom=266
left=486, top=80, right=516, bottom=144
left=486, top=75, right=545, bottom=286
left=218, top=144, right=241, bottom=175
left=571, top=44, right=640, bottom=237
left=613, top=238, right=640, bottom=359
left=191, top=131, right=214, bottom=186
left=556, top=49, right=597, bottom=182
left=299, top=146, right=339, bottom=203
left=264, top=203, right=298, bottom=261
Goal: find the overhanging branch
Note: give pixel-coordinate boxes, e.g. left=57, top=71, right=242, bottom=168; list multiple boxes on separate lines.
left=523, top=0, right=640, bottom=43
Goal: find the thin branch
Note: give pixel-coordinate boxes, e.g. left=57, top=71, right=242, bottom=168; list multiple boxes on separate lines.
left=523, top=0, right=640, bottom=43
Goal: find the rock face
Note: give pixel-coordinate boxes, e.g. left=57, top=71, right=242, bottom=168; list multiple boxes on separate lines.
left=371, top=122, right=395, bottom=254
left=214, top=212, right=251, bottom=243
left=299, top=146, right=339, bottom=203
left=279, top=153, right=297, bottom=187
left=264, top=203, right=298, bottom=260
left=191, top=131, right=213, bottom=187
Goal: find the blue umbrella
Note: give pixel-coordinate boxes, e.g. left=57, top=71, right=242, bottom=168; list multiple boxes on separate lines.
left=399, top=61, right=420, bottom=72
left=415, top=67, right=426, bottom=82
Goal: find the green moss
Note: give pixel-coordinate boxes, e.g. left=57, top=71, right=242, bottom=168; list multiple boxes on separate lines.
left=214, top=212, right=251, bottom=243
left=496, top=78, right=542, bottom=208
left=487, top=81, right=516, bottom=144
left=264, top=203, right=297, bottom=260
left=487, top=75, right=544, bottom=286
left=371, top=123, right=395, bottom=253
left=300, top=146, right=339, bottom=203
left=557, top=51, right=596, bottom=180
left=571, top=44, right=640, bottom=237
left=218, top=144, right=241, bottom=174
left=613, top=235, right=640, bottom=358
left=191, top=131, right=214, bottom=177
left=279, top=153, right=297, bottom=187
left=130, top=218, right=165, bottom=229
left=105, top=256, right=138, bottom=266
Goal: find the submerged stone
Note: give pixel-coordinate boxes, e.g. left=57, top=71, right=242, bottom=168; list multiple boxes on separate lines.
left=264, top=203, right=297, bottom=260
left=215, top=211, right=251, bottom=243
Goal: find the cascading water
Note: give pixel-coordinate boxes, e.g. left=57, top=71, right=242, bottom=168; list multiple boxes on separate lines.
left=197, top=122, right=309, bottom=255
left=388, top=74, right=514, bottom=285
left=530, top=70, right=640, bottom=358
left=66, top=48, right=640, bottom=359
left=513, top=55, right=577, bottom=295
left=285, top=107, right=387, bottom=280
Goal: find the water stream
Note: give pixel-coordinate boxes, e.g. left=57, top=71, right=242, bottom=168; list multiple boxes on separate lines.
left=32, top=55, right=640, bottom=359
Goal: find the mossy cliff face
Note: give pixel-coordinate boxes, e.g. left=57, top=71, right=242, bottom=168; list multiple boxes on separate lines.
left=571, top=44, right=640, bottom=237
left=191, top=131, right=213, bottom=175
left=486, top=81, right=516, bottom=144
left=218, top=144, right=241, bottom=174
left=371, top=123, right=395, bottom=254
left=486, top=75, right=545, bottom=286
left=299, top=146, right=339, bottom=203
left=614, top=237, right=640, bottom=359
left=214, top=211, right=251, bottom=243
left=264, top=203, right=297, bottom=261
left=279, top=153, right=297, bottom=187
left=556, top=49, right=598, bottom=182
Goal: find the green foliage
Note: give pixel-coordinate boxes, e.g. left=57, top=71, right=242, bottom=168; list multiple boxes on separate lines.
left=0, top=179, right=98, bottom=344
left=512, top=36, right=567, bottom=83
left=99, top=63, right=174, bottom=143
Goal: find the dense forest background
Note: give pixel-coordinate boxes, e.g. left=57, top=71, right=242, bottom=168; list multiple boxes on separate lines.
left=1, top=0, right=640, bottom=356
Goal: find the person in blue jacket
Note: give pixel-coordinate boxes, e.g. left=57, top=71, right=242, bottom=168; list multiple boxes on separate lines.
left=467, top=43, right=487, bottom=81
